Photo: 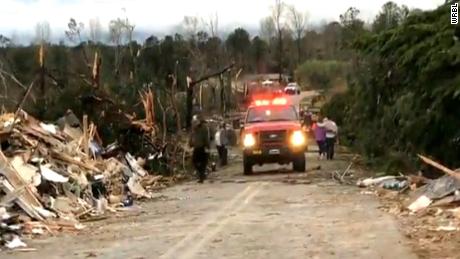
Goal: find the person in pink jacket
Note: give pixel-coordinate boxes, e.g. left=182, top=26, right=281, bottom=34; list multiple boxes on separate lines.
left=312, top=117, right=327, bottom=160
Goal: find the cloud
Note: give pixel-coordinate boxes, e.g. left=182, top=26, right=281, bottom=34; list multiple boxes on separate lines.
left=0, top=0, right=445, bottom=39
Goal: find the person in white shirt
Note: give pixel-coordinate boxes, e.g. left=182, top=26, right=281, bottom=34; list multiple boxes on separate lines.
left=215, top=123, right=229, bottom=166
left=323, top=118, right=338, bottom=160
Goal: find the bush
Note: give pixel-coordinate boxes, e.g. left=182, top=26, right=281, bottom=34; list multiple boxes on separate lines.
left=295, top=60, right=349, bottom=90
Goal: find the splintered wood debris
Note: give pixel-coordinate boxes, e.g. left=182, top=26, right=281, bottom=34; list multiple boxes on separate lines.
left=0, top=109, right=183, bottom=251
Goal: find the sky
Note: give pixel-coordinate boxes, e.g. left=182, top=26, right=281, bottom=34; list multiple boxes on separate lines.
left=0, top=0, right=445, bottom=42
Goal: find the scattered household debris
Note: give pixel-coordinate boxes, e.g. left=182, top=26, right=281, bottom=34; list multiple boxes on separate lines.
left=405, top=156, right=460, bottom=213
left=357, top=176, right=403, bottom=188
left=356, top=154, right=460, bottom=258
left=358, top=154, right=460, bottom=237
left=408, top=195, right=432, bottom=213
left=358, top=155, right=460, bottom=211
left=331, top=155, right=359, bottom=184
left=0, top=109, right=188, bottom=250
left=382, top=178, right=408, bottom=190
left=434, top=224, right=459, bottom=232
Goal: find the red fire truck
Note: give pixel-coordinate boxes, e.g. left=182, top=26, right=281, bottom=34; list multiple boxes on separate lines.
left=240, top=95, right=307, bottom=175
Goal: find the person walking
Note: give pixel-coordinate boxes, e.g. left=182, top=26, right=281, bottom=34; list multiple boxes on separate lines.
left=215, top=123, right=229, bottom=166
left=189, top=114, right=210, bottom=183
left=312, top=117, right=327, bottom=160
left=323, top=117, right=338, bottom=160
left=303, top=111, right=313, bottom=128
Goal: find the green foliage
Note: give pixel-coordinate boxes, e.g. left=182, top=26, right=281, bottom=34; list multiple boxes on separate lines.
left=295, top=60, right=348, bottom=89
left=324, top=1, right=460, bottom=169
left=250, top=36, right=269, bottom=73
left=372, top=1, right=409, bottom=33
left=226, top=28, right=251, bottom=67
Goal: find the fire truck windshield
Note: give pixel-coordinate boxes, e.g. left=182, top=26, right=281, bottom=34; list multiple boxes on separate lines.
left=246, top=105, right=298, bottom=123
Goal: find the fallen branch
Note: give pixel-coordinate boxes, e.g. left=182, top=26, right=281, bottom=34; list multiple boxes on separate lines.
left=332, top=156, right=356, bottom=184
left=340, top=161, right=353, bottom=182
left=418, top=154, right=460, bottom=180
left=51, top=150, right=102, bottom=173
left=9, top=78, right=38, bottom=132
left=186, top=63, right=235, bottom=129
left=0, top=67, right=28, bottom=90
left=190, top=63, right=235, bottom=87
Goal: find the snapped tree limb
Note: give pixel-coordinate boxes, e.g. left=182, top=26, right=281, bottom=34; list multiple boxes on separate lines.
left=418, top=154, right=460, bottom=180
left=185, top=63, right=235, bottom=129
left=189, top=63, right=235, bottom=87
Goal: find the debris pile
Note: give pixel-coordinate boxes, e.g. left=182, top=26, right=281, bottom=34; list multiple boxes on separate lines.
left=357, top=155, right=460, bottom=212
left=356, top=154, right=460, bottom=247
left=357, top=175, right=410, bottom=190
left=0, top=110, right=180, bottom=250
left=406, top=155, right=460, bottom=213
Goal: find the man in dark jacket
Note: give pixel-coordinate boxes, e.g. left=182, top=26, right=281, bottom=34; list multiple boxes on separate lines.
left=189, top=114, right=210, bottom=183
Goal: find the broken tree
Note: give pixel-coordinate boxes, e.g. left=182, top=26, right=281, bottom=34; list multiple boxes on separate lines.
left=186, top=63, right=235, bottom=129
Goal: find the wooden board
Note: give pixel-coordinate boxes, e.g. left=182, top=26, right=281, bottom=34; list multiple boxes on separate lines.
left=0, top=150, right=44, bottom=220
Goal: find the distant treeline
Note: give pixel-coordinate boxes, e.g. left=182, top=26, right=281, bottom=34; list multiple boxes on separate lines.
left=3, top=1, right=457, bottom=168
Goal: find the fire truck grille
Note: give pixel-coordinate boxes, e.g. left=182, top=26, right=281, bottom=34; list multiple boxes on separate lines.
left=259, top=130, right=287, bottom=144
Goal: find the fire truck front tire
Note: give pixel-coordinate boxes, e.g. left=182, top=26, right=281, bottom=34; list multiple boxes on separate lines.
left=293, top=154, right=306, bottom=172
left=243, top=156, right=253, bottom=175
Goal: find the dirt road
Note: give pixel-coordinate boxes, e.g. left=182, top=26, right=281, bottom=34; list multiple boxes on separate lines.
left=5, top=150, right=417, bottom=259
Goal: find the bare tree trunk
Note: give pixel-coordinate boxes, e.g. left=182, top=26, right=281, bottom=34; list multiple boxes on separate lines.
left=169, top=64, right=181, bottom=132
left=39, top=65, right=45, bottom=97
left=39, top=44, right=46, bottom=117
left=168, top=91, right=181, bottom=132
left=114, top=45, right=121, bottom=78
left=219, top=74, right=225, bottom=115
left=128, top=26, right=137, bottom=81
left=297, top=37, right=302, bottom=65
left=186, top=63, right=234, bottom=129
left=157, top=96, right=168, bottom=143
left=186, top=85, right=193, bottom=129
left=278, top=30, right=283, bottom=82
left=80, top=43, right=91, bottom=74
left=226, top=73, right=233, bottom=113
left=199, top=83, right=203, bottom=110
left=211, top=86, right=216, bottom=108
left=92, top=51, right=101, bottom=88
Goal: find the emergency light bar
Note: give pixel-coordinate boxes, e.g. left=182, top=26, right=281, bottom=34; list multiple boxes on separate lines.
left=254, top=100, right=270, bottom=106
left=272, top=97, right=287, bottom=105
left=252, top=97, right=288, bottom=106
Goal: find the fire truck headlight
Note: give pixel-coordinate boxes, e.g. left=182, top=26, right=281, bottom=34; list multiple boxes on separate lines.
left=290, top=130, right=306, bottom=146
left=243, top=133, right=256, bottom=147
